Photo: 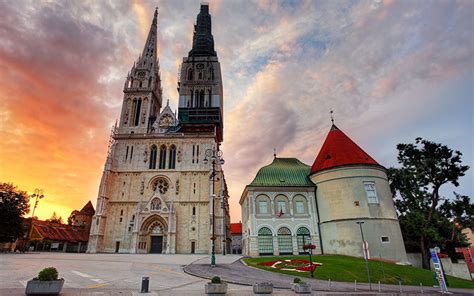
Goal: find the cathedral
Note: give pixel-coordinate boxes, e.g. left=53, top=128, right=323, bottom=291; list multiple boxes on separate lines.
left=88, top=4, right=230, bottom=254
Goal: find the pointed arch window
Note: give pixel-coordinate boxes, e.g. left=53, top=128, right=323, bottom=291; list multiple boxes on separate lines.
left=199, top=90, right=205, bottom=108
left=187, top=68, right=193, bottom=81
left=159, top=145, right=167, bottom=169
left=168, top=145, right=176, bottom=169
left=149, top=145, right=157, bottom=169
left=132, top=98, right=142, bottom=126
left=192, top=206, right=196, bottom=216
left=148, top=76, right=152, bottom=88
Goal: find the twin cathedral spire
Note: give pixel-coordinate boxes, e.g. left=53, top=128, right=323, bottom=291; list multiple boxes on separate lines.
left=119, top=4, right=224, bottom=143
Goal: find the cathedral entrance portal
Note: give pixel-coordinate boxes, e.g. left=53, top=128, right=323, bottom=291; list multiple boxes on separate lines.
left=139, top=215, right=168, bottom=254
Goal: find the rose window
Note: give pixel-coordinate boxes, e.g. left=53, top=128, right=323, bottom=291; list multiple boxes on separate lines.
left=152, top=178, right=169, bottom=194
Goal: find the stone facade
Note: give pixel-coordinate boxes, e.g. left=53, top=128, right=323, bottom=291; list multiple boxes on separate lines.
left=88, top=4, right=230, bottom=254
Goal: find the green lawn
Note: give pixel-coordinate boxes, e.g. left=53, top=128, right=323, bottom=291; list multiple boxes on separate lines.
left=243, top=255, right=474, bottom=289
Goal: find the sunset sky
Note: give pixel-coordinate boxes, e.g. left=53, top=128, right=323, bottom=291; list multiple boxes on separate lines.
left=0, top=0, right=472, bottom=222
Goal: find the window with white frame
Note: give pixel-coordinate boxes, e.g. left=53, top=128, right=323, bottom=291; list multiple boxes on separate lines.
left=259, top=201, right=268, bottom=214
left=277, top=201, right=286, bottom=214
left=295, top=201, right=305, bottom=214
left=364, top=182, right=379, bottom=204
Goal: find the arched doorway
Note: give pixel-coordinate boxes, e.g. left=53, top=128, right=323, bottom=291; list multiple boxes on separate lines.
left=257, top=227, right=273, bottom=255
left=139, top=215, right=168, bottom=254
left=277, top=227, right=293, bottom=255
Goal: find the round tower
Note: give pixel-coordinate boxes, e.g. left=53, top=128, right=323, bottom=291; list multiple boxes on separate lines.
left=309, top=125, right=408, bottom=263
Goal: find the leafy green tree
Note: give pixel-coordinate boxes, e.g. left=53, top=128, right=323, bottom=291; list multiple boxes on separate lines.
left=0, top=183, right=30, bottom=242
left=440, top=192, right=473, bottom=241
left=387, top=138, right=470, bottom=269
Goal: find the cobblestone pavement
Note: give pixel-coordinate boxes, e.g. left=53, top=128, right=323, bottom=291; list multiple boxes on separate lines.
left=184, top=258, right=474, bottom=295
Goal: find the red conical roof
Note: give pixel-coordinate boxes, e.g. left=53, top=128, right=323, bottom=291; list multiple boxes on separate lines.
left=79, top=201, right=95, bottom=216
left=310, top=125, right=380, bottom=174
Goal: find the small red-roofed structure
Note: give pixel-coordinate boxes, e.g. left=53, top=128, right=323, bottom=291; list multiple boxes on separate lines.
left=230, top=222, right=242, bottom=254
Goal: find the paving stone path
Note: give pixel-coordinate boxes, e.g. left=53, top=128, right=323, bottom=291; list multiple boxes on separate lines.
left=184, top=258, right=474, bottom=295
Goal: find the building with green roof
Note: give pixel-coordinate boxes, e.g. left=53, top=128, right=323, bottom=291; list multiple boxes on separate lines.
left=240, top=157, right=320, bottom=256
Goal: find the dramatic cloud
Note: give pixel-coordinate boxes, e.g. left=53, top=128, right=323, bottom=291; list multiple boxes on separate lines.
left=0, top=0, right=472, bottom=222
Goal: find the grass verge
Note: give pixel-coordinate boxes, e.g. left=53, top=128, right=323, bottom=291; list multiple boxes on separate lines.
left=243, top=255, right=474, bottom=289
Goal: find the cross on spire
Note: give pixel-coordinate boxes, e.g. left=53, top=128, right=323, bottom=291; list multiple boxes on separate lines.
left=330, top=109, right=335, bottom=125
left=273, top=148, right=277, bottom=158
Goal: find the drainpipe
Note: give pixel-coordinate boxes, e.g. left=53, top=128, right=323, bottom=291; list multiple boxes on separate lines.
left=313, top=186, right=324, bottom=255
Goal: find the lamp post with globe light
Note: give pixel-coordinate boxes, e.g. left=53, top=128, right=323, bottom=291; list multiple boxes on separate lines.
left=203, top=147, right=224, bottom=267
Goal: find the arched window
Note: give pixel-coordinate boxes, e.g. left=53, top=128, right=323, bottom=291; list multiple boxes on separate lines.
left=199, top=90, right=205, bottom=107
left=132, top=98, right=142, bottom=126
left=187, top=68, right=193, bottom=80
left=150, top=198, right=161, bottom=211
left=208, top=89, right=212, bottom=107
left=277, top=227, right=293, bottom=254
left=258, top=227, right=273, bottom=255
left=149, top=145, right=157, bottom=169
left=168, top=145, right=176, bottom=169
left=275, top=195, right=289, bottom=216
left=198, top=72, right=202, bottom=80
left=195, top=90, right=199, bottom=108
left=148, top=76, right=152, bottom=88
left=159, top=145, right=167, bottom=169
left=293, top=195, right=308, bottom=215
left=192, top=206, right=196, bottom=215
left=209, top=68, right=214, bottom=80
left=189, top=90, right=193, bottom=107
left=256, top=195, right=270, bottom=215
left=152, top=178, right=169, bottom=194
left=139, top=81, right=142, bottom=88
left=297, top=227, right=311, bottom=254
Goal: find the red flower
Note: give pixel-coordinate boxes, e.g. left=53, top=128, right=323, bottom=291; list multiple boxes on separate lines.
left=303, top=244, right=316, bottom=250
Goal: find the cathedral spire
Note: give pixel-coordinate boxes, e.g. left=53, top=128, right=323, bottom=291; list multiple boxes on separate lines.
left=189, top=3, right=216, bottom=57
left=138, top=7, right=159, bottom=68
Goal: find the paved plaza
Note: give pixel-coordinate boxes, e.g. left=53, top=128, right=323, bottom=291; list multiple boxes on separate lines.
left=0, top=252, right=248, bottom=295
left=1, top=253, right=473, bottom=295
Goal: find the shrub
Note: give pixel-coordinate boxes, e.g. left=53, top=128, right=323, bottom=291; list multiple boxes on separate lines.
left=38, top=267, right=59, bottom=281
left=211, top=276, right=221, bottom=284
left=293, top=277, right=302, bottom=284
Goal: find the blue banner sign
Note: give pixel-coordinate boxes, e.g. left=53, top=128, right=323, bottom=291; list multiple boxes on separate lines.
left=430, top=248, right=448, bottom=293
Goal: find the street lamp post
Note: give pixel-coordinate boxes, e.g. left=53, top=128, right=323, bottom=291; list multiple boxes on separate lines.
left=204, top=147, right=224, bottom=267
left=356, top=221, right=372, bottom=290
left=26, top=189, right=44, bottom=251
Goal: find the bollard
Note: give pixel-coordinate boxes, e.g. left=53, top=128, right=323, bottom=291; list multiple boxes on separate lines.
left=354, top=280, right=357, bottom=291
left=378, top=281, right=381, bottom=292
left=420, top=282, right=423, bottom=294
left=328, top=279, right=331, bottom=290
left=141, top=276, right=149, bottom=293
left=399, top=281, right=402, bottom=293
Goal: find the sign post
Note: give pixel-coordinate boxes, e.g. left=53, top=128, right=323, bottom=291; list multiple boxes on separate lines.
left=430, top=248, right=448, bottom=294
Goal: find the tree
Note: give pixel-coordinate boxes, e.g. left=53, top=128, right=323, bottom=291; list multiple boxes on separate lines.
left=0, top=183, right=30, bottom=242
left=47, top=212, right=63, bottom=224
left=387, top=138, right=470, bottom=269
left=440, top=192, right=474, bottom=241
left=67, top=210, right=79, bottom=226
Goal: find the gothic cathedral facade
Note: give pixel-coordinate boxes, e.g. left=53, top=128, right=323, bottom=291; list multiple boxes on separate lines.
left=88, top=4, right=230, bottom=254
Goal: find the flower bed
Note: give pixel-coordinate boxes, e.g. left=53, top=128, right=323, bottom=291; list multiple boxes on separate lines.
left=259, top=259, right=322, bottom=272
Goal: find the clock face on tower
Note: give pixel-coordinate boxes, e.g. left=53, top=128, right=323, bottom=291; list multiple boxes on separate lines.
left=159, top=114, right=174, bottom=127
left=196, top=63, right=204, bottom=70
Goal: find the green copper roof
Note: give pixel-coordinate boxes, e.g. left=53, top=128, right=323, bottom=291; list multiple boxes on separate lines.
left=249, top=158, right=314, bottom=187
